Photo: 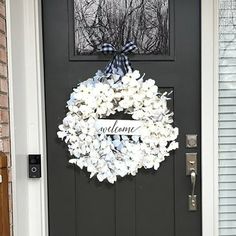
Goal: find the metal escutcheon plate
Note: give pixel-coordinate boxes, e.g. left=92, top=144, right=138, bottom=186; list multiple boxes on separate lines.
left=188, top=195, right=197, bottom=211
left=186, top=153, right=197, bottom=175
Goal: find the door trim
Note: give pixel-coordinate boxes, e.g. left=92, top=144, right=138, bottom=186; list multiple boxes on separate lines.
left=6, top=0, right=219, bottom=235
left=201, top=0, right=219, bottom=235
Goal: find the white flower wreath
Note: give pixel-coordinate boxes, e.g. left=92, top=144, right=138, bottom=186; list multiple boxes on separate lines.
left=57, top=70, right=179, bottom=183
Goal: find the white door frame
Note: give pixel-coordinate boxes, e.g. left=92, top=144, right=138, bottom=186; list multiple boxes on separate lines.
left=6, top=0, right=219, bottom=235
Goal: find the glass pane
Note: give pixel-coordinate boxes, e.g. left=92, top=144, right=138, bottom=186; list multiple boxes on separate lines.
left=219, top=1, right=236, bottom=235
left=73, top=0, right=170, bottom=55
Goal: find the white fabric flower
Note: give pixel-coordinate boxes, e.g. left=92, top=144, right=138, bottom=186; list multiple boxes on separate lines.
left=57, top=70, right=179, bottom=184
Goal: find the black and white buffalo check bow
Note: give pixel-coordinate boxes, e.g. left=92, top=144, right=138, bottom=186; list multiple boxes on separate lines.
left=101, top=42, right=137, bottom=76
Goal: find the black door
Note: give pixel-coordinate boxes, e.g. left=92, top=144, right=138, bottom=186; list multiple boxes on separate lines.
left=42, top=0, right=201, bottom=235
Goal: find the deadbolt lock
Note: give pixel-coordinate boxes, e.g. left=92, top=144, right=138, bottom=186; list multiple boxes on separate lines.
left=186, top=134, right=197, bottom=148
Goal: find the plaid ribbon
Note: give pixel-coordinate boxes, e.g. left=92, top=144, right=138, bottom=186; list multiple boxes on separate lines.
left=101, top=42, right=137, bottom=75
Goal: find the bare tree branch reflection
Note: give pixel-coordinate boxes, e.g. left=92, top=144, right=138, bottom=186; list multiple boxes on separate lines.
left=74, top=0, right=169, bottom=55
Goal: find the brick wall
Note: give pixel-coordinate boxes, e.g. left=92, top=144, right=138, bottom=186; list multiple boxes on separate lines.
left=0, top=0, right=12, bottom=235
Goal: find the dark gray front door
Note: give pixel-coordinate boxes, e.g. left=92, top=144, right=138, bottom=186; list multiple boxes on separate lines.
left=42, top=0, right=201, bottom=235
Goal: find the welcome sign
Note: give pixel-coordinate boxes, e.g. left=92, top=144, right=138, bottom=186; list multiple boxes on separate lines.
left=95, top=119, right=142, bottom=135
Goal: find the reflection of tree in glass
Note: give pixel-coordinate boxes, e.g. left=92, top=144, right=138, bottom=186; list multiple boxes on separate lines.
left=219, top=0, right=236, bottom=53
left=74, top=0, right=169, bottom=55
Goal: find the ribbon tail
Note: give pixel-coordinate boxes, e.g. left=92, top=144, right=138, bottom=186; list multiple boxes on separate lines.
left=122, top=54, right=132, bottom=74
left=105, top=55, right=117, bottom=74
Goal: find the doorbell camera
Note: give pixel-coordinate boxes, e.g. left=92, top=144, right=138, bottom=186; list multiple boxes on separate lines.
left=29, top=154, right=41, bottom=178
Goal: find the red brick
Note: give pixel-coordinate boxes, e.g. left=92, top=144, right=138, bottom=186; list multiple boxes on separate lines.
left=0, top=109, right=9, bottom=123
left=8, top=186, right=13, bottom=230
left=0, top=62, right=7, bottom=77
left=5, top=152, right=11, bottom=167
left=0, top=94, right=8, bottom=108
left=7, top=168, right=12, bottom=183
left=8, top=183, right=12, bottom=206
left=0, top=17, right=5, bottom=32
left=0, top=124, right=9, bottom=137
left=2, top=138, right=10, bottom=152
left=10, top=225, right=13, bottom=236
left=0, top=2, right=5, bottom=17
left=0, top=33, right=6, bottom=47
left=0, top=47, right=7, bottom=63
left=0, top=139, right=11, bottom=156
left=0, top=78, right=7, bottom=93
left=0, top=123, right=9, bottom=136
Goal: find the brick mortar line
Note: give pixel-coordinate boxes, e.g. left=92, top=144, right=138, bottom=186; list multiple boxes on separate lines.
left=0, top=44, right=6, bottom=50
left=0, top=138, right=10, bottom=141
left=0, top=31, right=6, bottom=36
left=0, top=106, right=8, bottom=109
left=0, top=60, right=7, bottom=65
left=0, top=122, right=9, bottom=125
left=2, top=151, right=10, bottom=154
left=0, top=136, right=10, bottom=139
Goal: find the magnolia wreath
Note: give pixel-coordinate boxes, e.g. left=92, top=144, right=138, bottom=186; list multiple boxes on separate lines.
left=57, top=68, right=179, bottom=183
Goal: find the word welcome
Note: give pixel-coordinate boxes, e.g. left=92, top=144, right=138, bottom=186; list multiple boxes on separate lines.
left=95, top=119, right=142, bottom=135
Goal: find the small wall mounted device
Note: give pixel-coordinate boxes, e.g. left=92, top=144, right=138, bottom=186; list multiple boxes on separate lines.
left=28, top=154, right=41, bottom=178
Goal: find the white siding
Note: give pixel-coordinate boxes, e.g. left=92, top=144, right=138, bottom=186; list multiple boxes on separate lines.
left=219, top=1, right=236, bottom=236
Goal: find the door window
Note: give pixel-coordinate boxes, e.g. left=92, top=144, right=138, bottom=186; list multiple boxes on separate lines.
left=219, top=1, right=236, bottom=235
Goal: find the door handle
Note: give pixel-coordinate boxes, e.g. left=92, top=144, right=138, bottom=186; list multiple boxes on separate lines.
left=186, top=153, right=197, bottom=211
left=189, top=170, right=197, bottom=211
left=190, top=170, right=196, bottom=197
